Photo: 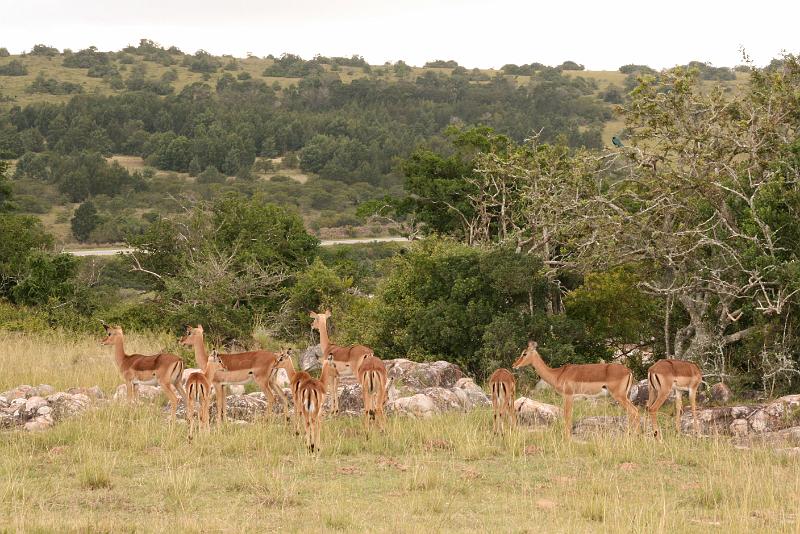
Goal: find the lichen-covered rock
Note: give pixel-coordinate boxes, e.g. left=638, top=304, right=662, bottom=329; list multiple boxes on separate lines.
left=680, top=394, right=800, bottom=436
left=2, top=385, right=34, bottom=400
left=729, top=418, right=749, bottom=436
left=390, top=394, right=436, bottom=418
left=572, top=416, right=628, bottom=437
left=24, top=396, right=48, bottom=418
left=628, top=379, right=649, bottom=406
left=710, top=383, right=732, bottom=404
left=46, top=392, right=91, bottom=421
left=514, top=397, right=561, bottom=426
left=66, top=386, right=105, bottom=400
left=300, top=345, right=323, bottom=372
left=223, top=395, right=267, bottom=421
left=387, top=359, right=463, bottom=391
left=24, top=414, right=53, bottom=432
left=455, top=378, right=491, bottom=408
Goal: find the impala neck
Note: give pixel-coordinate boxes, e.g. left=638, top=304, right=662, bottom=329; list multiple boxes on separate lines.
left=193, top=336, right=209, bottom=369
left=528, top=351, right=559, bottom=387
left=317, top=318, right=331, bottom=355
left=112, top=337, right=126, bottom=369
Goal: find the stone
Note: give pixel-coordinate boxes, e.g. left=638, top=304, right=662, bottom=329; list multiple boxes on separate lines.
left=222, top=395, right=267, bottom=421
left=628, top=379, right=649, bottom=406
left=729, top=418, right=749, bottom=436
left=534, top=379, right=551, bottom=391
left=274, top=368, right=290, bottom=389
left=386, top=359, right=463, bottom=391
left=36, top=405, right=52, bottom=416
left=454, top=378, right=491, bottom=408
left=710, top=383, right=732, bottom=404
left=33, top=384, right=56, bottom=397
left=514, top=397, right=561, bottom=426
left=113, top=384, right=162, bottom=401
left=24, top=396, right=48, bottom=418
left=66, top=386, right=106, bottom=400
left=300, top=345, right=323, bottom=372
left=2, top=385, right=33, bottom=400
left=390, top=394, right=436, bottom=418
left=24, top=414, right=53, bottom=432
left=572, top=416, right=628, bottom=437
left=46, top=392, right=90, bottom=421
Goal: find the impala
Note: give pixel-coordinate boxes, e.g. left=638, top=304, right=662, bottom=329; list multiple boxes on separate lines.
left=297, top=374, right=326, bottom=453
left=357, top=353, right=388, bottom=431
left=274, top=350, right=312, bottom=435
left=513, top=341, right=640, bottom=439
left=179, top=325, right=289, bottom=424
left=647, top=359, right=703, bottom=439
left=100, top=323, right=188, bottom=420
left=185, top=350, right=223, bottom=440
left=309, top=309, right=372, bottom=380
left=487, top=368, right=516, bottom=434
left=319, top=353, right=340, bottom=415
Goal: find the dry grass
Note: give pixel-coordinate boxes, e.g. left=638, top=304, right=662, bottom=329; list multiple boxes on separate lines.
left=0, top=331, right=799, bottom=532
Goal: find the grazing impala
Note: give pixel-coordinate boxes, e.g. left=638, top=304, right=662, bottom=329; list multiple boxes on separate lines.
left=513, top=341, right=640, bottom=439
left=357, top=353, right=388, bottom=431
left=185, top=350, right=223, bottom=440
left=647, top=359, right=703, bottom=439
left=297, top=374, right=326, bottom=453
left=488, top=368, right=516, bottom=434
left=319, top=353, right=341, bottom=415
left=100, top=322, right=187, bottom=420
left=179, top=325, right=289, bottom=424
left=309, top=309, right=372, bottom=379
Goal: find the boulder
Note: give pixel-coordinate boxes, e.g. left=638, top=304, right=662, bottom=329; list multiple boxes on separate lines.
left=24, top=414, right=53, bottom=432
left=66, top=386, right=105, bottom=400
left=514, top=397, right=561, bottom=426
left=628, top=379, right=649, bottom=406
left=2, top=385, right=34, bottom=400
left=24, top=396, right=48, bottom=418
left=390, top=394, right=436, bottom=418
left=300, top=345, right=323, bottom=372
left=729, top=418, right=749, bottom=436
left=710, top=383, right=732, bottom=404
left=455, top=378, right=491, bottom=408
left=223, top=395, right=267, bottom=421
left=534, top=379, right=551, bottom=391
left=46, top=392, right=91, bottom=421
left=386, top=359, right=463, bottom=390
left=112, top=384, right=163, bottom=401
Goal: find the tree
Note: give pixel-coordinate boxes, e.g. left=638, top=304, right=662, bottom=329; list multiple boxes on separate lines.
left=0, top=161, right=12, bottom=212
left=71, top=201, right=101, bottom=242
left=0, top=213, right=53, bottom=297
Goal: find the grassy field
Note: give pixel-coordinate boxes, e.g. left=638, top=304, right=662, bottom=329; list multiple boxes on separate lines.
left=1, top=331, right=799, bottom=532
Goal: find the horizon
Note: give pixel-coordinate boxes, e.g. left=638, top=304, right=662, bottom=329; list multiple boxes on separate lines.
left=2, top=0, right=798, bottom=71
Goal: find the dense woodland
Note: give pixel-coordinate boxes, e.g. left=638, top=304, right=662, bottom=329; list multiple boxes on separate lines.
left=0, top=41, right=797, bottom=395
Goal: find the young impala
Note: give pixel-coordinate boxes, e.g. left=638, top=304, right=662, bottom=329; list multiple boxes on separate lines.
left=513, top=341, right=640, bottom=439
left=100, top=322, right=187, bottom=420
left=184, top=350, right=223, bottom=440
left=357, top=353, right=388, bottom=432
left=488, top=368, right=516, bottom=434
left=647, top=358, right=703, bottom=439
left=180, top=325, right=289, bottom=424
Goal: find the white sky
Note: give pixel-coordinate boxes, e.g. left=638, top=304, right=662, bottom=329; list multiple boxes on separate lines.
left=1, top=0, right=796, bottom=70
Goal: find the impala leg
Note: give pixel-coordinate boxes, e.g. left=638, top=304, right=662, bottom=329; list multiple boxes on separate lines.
left=509, top=387, right=517, bottom=430
left=689, top=386, right=699, bottom=436
left=613, top=393, right=640, bottom=435
left=269, top=380, right=290, bottom=423
left=216, top=384, right=226, bottom=425
left=362, top=387, right=371, bottom=433
left=174, top=380, right=188, bottom=410
left=201, top=395, right=210, bottom=433
left=126, top=380, right=135, bottom=403
left=491, top=391, right=500, bottom=434
left=256, top=376, right=275, bottom=419
left=332, top=376, right=339, bottom=415
left=187, top=395, right=195, bottom=441
left=674, top=389, right=683, bottom=434
left=648, top=384, right=671, bottom=440
left=293, top=391, right=302, bottom=436
left=563, top=394, right=574, bottom=440
left=159, top=378, right=180, bottom=422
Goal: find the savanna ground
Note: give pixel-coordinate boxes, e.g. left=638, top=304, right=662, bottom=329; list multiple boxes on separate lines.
left=1, top=331, right=798, bottom=533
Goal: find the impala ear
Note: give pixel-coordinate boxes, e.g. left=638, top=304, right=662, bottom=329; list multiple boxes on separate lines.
left=324, top=310, right=331, bottom=318
left=528, top=340, right=538, bottom=349
left=308, top=311, right=317, bottom=318
left=196, top=324, right=203, bottom=331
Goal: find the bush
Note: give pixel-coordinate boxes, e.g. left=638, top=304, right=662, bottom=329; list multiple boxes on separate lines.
left=0, top=48, right=10, bottom=58
left=196, top=166, right=226, bottom=184
left=25, top=73, right=83, bottom=94
left=0, top=60, right=27, bottom=76
left=29, top=44, right=59, bottom=56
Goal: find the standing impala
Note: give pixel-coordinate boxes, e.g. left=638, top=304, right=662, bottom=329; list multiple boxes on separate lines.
left=513, top=341, right=640, bottom=439
left=179, top=325, right=289, bottom=424
left=100, top=323, right=187, bottom=420
left=647, top=359, right=703, bottom=439
left=275, top=349, right=317, bottom=438
left=319, top=353, right=340, bottom=415
left=185, top=350, right=223, bottom=440
left=488, top=368, right=516, bottom=434
left=357, top=353, right=388, bottom=432
left=309, top=309, right=372, bottom=384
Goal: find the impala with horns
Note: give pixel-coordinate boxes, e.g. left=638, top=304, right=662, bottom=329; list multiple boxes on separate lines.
left=513, top=341, right=640, bottom=439
left=647, top=359, right=703, bottom=439
left=488, top=368, right=516, bottom=434
left=100, top=322, right=187, bottom=420
left=184, top=349, right=224, bottom=440
left=180, top=325, right=289, bottom=424
left=356, top=353, right=388, bottom=432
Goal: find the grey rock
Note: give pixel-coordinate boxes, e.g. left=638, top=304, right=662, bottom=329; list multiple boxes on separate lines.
left=300, top=345, right=323, bottom=372
left=710, top=383, right=732, bottom=404
left=514, top=397, right=561, bottom=426
left=46, top=392, right=91, bottom=421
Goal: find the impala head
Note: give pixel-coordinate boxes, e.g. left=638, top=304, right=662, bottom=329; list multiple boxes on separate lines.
left=179, top=324, right=204, bottom=347
left=275, top=348, right=294, bottom=372
left=204, top=348, right=224, bottom=381
left=308, top=310, right=331, bottom=332
left=100, top=323, right=124, bottom=345
left=512, top=341, right=540, bottom=369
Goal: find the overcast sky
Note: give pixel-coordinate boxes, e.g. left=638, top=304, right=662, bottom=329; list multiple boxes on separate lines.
left=2, top=0, right=797, bottom=70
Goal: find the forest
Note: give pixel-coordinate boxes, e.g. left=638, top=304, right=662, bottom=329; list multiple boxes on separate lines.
left=0, top=41, right=797, bottom=395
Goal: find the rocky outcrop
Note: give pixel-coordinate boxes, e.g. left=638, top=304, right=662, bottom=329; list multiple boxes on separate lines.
left=0, top=385, right=97, bottom=432
left=679, top=394, right=800, bottom=436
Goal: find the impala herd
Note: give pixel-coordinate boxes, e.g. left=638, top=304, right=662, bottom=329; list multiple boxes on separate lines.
left=101, top=311, right=705, bottom=451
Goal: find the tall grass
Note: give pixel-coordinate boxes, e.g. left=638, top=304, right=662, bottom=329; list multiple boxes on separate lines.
left=0, top=331, right=798, bottom=532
